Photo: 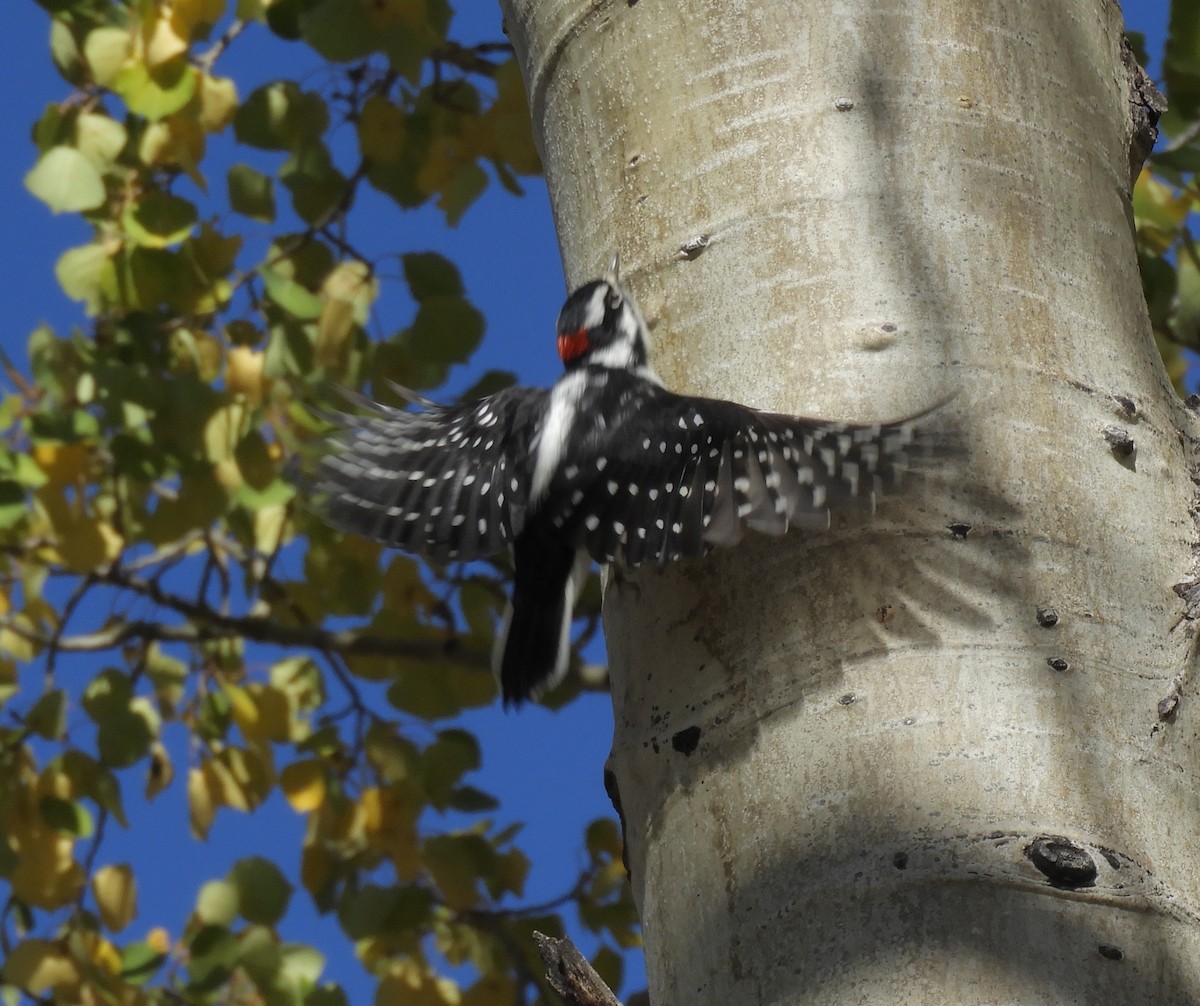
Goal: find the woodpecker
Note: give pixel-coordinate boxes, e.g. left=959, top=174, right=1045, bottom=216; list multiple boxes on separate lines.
left=313, top=259, right=940, bottom=705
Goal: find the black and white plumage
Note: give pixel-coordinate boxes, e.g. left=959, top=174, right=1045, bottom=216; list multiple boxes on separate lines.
left=313, top=262, right=939, bottom=705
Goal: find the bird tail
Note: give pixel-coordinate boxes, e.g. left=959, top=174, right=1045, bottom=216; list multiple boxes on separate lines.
left=494, top=544, right=590, bottom=706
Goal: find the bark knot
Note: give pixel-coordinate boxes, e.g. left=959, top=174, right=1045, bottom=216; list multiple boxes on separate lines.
left=1025, top=835, right=1098, bottom=890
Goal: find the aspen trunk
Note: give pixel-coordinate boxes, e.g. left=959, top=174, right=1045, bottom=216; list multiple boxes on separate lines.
left=500, top=0, right=1200, bottom=1002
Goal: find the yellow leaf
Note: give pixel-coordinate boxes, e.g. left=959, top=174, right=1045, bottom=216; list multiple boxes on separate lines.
left=55, top=241, right=117, bottom=315
left=188, top=766, right=216, bottom=838
left=83, top=27, right=132, bottom=87
left=226, top=346, right=265, bottom=405
left=171, top=0, right=228, bottom=40
left=357, top=95, right=406, bottom=163
left=146, top=742, right=174, bottom=800
left=417, top=135, right=467, bottom=197
left=36, top=487, right=126, bottom=572
left=253, top=503, right=289, bottom=555
left=198, top=73, right=239, bottom=132
left=316, top=299, right=355, bottom=369
left=228, top=682, right=292, bottom=742
left=139, top=115, right=207, bottom=188
left=1, top=940, right=82, bottom=995
left=375, top=969, right=461, bottom=1006
left=360, top=786, right=422, bottom=881
left=0, top=623, right=38, bottom=662
left=224, top=680, right=258, bottom=731
left=93, top=864, right=137, bottom=932
left=143, top=13, right=189, bottom=68
left=25, top=147, right=107, bottom=214
left=280, top=758, right=326, bottom=812
left=195, top=878, right=239, bottom=925
left=77, top=930, right=123, bottom=975
left=204, top=400, right=250, bottom=462
left=314, top=260, right=374, bottom=369
left=33, top=443, right=90, bottom=484
left=208, top=746, right=273, bottom=811
left=10, top=828, right=85, bottom=909
left=75, top=113, right=128, bottom=166
left=300, top=843, right=333, bottom=895
left=146, top=927, right=172, bottom=954
left=364, top=0, right=424, bottom=27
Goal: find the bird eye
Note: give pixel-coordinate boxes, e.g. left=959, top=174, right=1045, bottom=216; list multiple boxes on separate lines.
left=606, top=289, right=623, bottom=311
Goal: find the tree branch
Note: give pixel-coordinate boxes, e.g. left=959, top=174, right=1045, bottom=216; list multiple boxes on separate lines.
left=0, top=611, right=488, bottom=667
left=532, top=933, right=624, bottom=1006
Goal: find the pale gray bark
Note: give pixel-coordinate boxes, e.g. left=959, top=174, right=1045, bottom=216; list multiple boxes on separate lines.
left=500, top=0, right=1200, bottom=1002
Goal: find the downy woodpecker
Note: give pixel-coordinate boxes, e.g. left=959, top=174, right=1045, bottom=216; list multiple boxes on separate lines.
left=313, top=260, right=937, bottom=704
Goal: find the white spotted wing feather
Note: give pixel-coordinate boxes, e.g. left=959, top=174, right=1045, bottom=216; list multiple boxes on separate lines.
left=537, top=381, right=932, bottom=570
left=313, top=388, right=544, bottom=564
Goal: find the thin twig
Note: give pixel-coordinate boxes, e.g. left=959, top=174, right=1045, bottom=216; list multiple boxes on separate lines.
left=196, top=18, right=248, bottom=74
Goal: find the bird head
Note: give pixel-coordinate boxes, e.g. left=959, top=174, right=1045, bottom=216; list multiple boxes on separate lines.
left=555, top=254, right=656, bottom=377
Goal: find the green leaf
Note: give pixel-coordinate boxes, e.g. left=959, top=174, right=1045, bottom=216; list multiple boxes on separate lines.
left=371, top=332, right=448, bottom=391
left=275, top=943, right=325, bottom=991
left=187, top=924, right=239, bottom=991
left=121, top=942, right=167, bottom=985
left=279, top=142, right=348, bottom=224
left=262, top=268, right=323, bottom=320
left=196, top=879, right=240, bottom=926
left=299, top=0, right=379, bottom=61
left=145, top=644, right=188, bottom=710
left=25, top=146, right=107, bottom=213
left=423, top=833, right=488, bottom=909
left=75, top=113, right=128, bottom=166
left=402, top=252, right=463, bottom=299
left=83, top=26, right=132, bottom=87
left=229, top=856, right=293, bottom=926
left=1166, top=0, right=1200, bottom=127
left=446, top=785, right=499, bottom=812
left=55, top=243, right=113, bottom=315
left=38, top=795, right=93, bottom=838
left=0, top=481, right=29, bottom=529
left=591, top=946, right=624, bottom=995
left=113, top=57, right=198, bottom=120
left=437, top=160, right=488, bottom=225
left=404, top=296, right=485, bottom=365
left=458, top=369, right=516, bottom=401
left=124, top=190, right=199, bottom=248
left=420, top=729, right=480, bottom=809
left=337, top=884, right=433, bottom=939
left=228, top=163, right=276, bottom=222
left=386, top=658, right=495, bottom=718
left=26, top=690, right=67, bottom=739
left=82, top=669, right=133, bottom=721
left=97, top=708, right=154, bottom=768
left=305, top=986, right=349, bottom=1006
left=55, top=750, right=128, bottom=828
left=234, top=81, right=328, bottom=151
left=1172, top=239, right=1200, bottom=347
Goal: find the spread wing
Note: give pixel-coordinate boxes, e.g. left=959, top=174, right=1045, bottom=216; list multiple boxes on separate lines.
left=539, top=387, right=937, bottom=569
left=310, top=387, right=546, bottom=564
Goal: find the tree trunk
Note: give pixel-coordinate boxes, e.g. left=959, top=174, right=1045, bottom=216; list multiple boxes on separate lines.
left=500, top=0, right=1200, bottom=1002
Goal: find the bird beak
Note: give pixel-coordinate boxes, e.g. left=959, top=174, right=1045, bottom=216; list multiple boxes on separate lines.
left=605, top=251, right=620, bottom=284
left=557, top=328, right=590, bottom=362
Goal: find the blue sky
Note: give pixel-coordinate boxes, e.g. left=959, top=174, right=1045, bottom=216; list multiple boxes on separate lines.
left=0, top=0, right=1175, bottom=1001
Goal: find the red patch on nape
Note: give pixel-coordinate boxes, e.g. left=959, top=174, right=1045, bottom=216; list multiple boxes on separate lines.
left=557, top=328, right=590, bottom=362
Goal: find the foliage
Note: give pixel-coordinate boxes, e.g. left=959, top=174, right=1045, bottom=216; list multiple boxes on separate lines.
left=1133, top=13, right=1200, bottom=390
left=1, top=1, right=630, bottom=1004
